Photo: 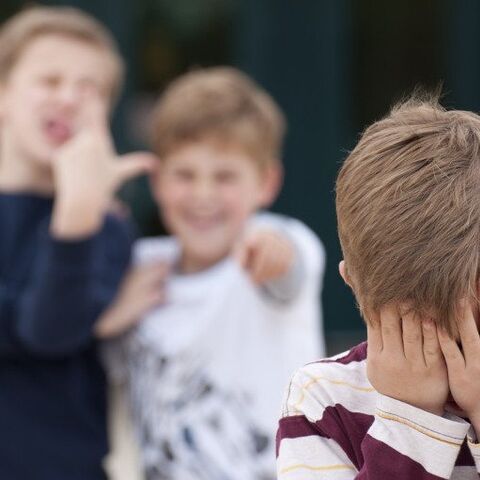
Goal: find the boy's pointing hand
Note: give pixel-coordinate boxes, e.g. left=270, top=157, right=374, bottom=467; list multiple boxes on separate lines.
left=367, top=304, right=449, bottom=416
left=234, top=229, right=295, bottom=285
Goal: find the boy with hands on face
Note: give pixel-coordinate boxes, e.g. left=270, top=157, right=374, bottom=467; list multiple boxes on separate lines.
left=276, top=96, right=480, bottom=480
left=99, top=67, right=325, bottom=480
left=0, top=7, right=153, bottom=479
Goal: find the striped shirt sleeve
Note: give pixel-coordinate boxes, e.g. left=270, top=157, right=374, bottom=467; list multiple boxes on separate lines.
left=467, top=430, right=480, bottom=474
left=277, top=364, right=471, bottom=479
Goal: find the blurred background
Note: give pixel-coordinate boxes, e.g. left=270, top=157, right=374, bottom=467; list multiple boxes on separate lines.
left=2, top=0, right=479, bottom=355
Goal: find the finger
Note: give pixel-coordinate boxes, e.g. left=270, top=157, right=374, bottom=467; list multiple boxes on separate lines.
left=233, top=241, right=250, bottom=270
left=133, top=263, right=170, bottom=285
left=269, top=238, right=294, bottom=277
left=366, top=311, right=383, bottom=355
left=115, top=153, right=157, bottom=186
left=268, top=251, right=287, bottom=279
left=131, top=290, right=166, bottom=319
left=147, top=290, right=166, bottom=307
left=250, top=243, right=270, bottom=284
left=150, top=271, right=170, bottom=290
left=253, top=237, right=285, bottom=280
left=133, top=261, right=169, bottom=276
left=236, top=235, right=257, bottom=272
left=456, top=300, right=480, bottom=361
left=422, top=318, right=442, bottom=367
left=438, top=326, right=465, bottom=369
left=380, top=304, right=404, bottom=355
left=401, top=307, right=423, bottom=362
left=140, top=269, right=170, bottom=289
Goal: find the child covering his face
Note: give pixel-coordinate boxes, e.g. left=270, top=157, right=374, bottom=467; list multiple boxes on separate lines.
left=276, top=96, right=480, bottom=480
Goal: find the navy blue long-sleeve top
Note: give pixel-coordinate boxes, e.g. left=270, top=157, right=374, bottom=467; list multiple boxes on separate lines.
left=0, top=193, right=133, bottom=479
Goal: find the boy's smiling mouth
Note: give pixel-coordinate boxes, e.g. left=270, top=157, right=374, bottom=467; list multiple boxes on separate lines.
left=182, top=211, right=225, bottom=231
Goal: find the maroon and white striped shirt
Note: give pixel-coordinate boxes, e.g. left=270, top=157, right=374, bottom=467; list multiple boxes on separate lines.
left=276, top=342, right=480, bottom=479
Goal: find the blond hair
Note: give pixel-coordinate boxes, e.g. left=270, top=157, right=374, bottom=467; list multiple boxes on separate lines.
left=0, top=6, right=124, bottom=102
left=150, top=67, right=286, bottom=168
left=336, top=95, right=480, bottom=334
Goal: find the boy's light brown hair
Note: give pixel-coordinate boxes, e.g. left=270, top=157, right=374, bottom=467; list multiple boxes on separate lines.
left=336, top=95, right=480, bottom=335
left=150, top=67, right=286, bottom=168
left=0, top=6, right=124, bottom=102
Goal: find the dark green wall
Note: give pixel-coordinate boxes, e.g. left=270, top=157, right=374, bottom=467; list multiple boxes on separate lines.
left=232, top=0, right=361, bottom=347
left=5, top=0, right=480, bottom=352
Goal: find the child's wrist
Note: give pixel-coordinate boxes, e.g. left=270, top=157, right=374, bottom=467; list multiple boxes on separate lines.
left=95, top=308, right=135, bottom=339
left=51, top=197, right=104, bottom=238
left=93, top=306, right=123, bottom=338
left=93, top=316, right=115, bottom=338
left=404, top=400, right=444, bottom=417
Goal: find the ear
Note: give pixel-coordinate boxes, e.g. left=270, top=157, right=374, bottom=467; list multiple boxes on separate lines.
left=339, top=260, right=353, bottom=288
left=258, top=163, right=283, bottom=208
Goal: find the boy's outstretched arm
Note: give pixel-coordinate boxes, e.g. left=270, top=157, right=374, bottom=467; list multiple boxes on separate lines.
left=277, top=305, right=471, bottom=479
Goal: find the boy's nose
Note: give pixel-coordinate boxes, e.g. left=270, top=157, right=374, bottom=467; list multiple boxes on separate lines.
left=56, top=84, right=82, bottom=109
left=192, top=179, right=216, bottom=201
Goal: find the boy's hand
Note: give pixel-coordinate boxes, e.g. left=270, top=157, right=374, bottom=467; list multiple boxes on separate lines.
left=234, top=229, right=295, bottom=285
left=438, top=302, right=480, bottom=434
left=51, top=96, right=155, bottom=238
left=367, top=305, right=449, bottom=416
left=94, top=262, right=169, bottom=339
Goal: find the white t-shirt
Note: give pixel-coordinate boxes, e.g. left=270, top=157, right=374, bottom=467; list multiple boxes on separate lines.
left=107, top=213, right=325, bottom=480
